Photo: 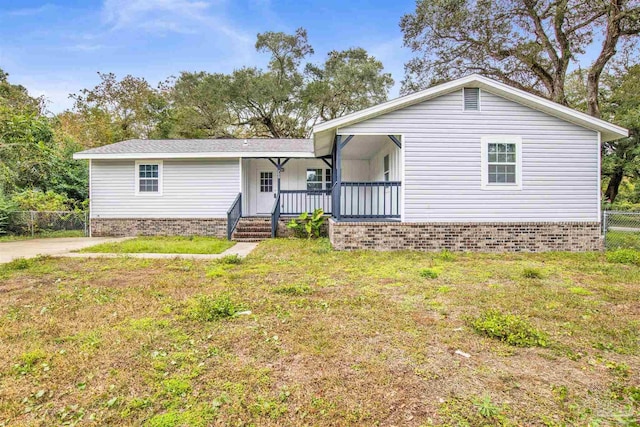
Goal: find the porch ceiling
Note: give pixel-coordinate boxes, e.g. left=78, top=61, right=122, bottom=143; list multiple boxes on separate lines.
left=341, top=135, right=392, bottom=160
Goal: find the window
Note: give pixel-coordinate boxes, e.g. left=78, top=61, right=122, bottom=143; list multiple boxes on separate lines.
left=481, top=136, right=522, bottom=190
left=383, top=155, right=390, bottom=182
left=307, top=168, right=332, bottom=191
left=260, top=172, right=273, bottom=193
left=135, top=161, right=162, bottom=195
left=306, top=168, right=323, bottom=191
left=463, top=87, right=480, bottom=111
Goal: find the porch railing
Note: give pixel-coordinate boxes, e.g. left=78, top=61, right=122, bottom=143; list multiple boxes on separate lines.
left=226, top=192, right=242, bottom=240
left=280, top=189, right=332, bottom=215
left=339, top=181, right=401, bottom=219
left=271, top=193, right=281, bottom=238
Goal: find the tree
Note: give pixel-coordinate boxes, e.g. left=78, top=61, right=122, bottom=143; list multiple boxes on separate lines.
left=165, top=72, right=235, bottom=139
left=0, top=68, right=44, bottom=114
left=67, top=72, right=167, bottom=147
left=228, top=28, right=314, bottom=138
left=401, top=0, right=640, bottom=117
left=303, top=48, right=394, bottom=122
left=600, top=64, right=640, bottom=202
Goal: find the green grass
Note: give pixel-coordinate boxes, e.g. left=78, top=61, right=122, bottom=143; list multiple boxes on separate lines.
left=606, top=230, right=640, bottom=250
left=1, top=240, right=639, bottom=426
left=78, top=236, right=235, bottom=254
left=0, top=230, right=85, bottom=242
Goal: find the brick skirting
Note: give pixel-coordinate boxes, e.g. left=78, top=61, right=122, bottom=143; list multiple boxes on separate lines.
left=328, top=219, right=603, bottom=252
left=91, top=218, right=227, bottom=238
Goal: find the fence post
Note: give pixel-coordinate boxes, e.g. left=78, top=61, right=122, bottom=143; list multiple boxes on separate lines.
left=30, top=211, right=35, bottom=237
left=603, top=211, right=608, bottom=248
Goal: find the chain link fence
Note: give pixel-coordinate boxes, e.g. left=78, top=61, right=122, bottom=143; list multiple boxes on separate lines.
left=4, top=211, right=88, bottom=237
left=603, top=211, right=640, bottom=250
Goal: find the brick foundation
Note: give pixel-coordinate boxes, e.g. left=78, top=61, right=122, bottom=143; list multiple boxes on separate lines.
left=91, top=218, right=227, bottom=238
left=328, top=219, right=603, bottom=252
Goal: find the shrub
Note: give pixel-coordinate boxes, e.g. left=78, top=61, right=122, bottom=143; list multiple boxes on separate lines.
left=274, top=284, right=313, bottom=296
left=469, top=309, right=549, bottom=347
left=606, top=249, right=640, bottom=266
left=287, top=208, right=325, bottom=239
left=522, top=267, right=544, bottom=279
left=186, top=294, right=245, bottom=322
left=11, top=189, right=74, bottom=211
left=419, top=268, right=439, bottom=279
left=0, top=192, right=16, bottom=235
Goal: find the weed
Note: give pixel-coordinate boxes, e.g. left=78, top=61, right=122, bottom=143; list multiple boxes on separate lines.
left=419, top=267, right=439, bottom=279
left=250, top=396, right=288, bottom=419
left=186, top=294, right=245, bottom=321
left=469, top=309, right=549, bottom=347
left=522, top=267, right=544, bottom=279
left=3, top=257, right=34, bottom=271
left=436, top=249, right=456, bottom=261
left=273, top=284, right=313, bottom=296
left=14, top=349, right=47, bottom=375
left=473, top=395, right=501, bottom=418
left=162, top=378, right=191, bottom=397
left=218, top=254, right=242, bottom=265
left=146, top=411, right=181, bottom=427
left=606, top=249, right=640, bottom=266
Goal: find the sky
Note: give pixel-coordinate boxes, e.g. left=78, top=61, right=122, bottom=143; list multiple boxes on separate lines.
left=0, top=0, right=415, bottom=113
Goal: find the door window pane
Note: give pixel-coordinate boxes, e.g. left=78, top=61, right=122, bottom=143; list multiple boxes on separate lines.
left=260, top=172, right=273, bottom=193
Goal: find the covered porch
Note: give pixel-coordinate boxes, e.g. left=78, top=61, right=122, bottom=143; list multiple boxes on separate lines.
left=227, top=134, right=403, bottom=238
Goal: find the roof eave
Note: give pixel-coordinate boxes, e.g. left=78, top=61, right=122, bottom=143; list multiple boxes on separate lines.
left=73, top=151, right=316, bottom=160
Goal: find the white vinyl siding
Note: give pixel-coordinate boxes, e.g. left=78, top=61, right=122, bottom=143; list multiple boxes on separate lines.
left=91, top=159, right=240, bottom=218
left=340, top=89, right=599, bottom=222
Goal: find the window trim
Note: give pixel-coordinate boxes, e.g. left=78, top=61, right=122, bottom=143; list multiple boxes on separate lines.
left=480, top=136, right=522, bottom=190
left=134, top=160, right=163, bottom=196
left=383, top=154, right=390, bottom=182
left=463, top=87, right=481, bottom=112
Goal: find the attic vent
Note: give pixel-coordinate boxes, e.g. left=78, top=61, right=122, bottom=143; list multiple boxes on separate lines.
left=463, top=87, right=480, bottom=111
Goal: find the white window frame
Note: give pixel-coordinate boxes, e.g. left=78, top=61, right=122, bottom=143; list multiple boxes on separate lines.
left=383, top=154, right=390, bottom=182
left=134, top=160, right=163, bottom=196
left=462, top=87, right=481, bottom=112
left=481, top=136, right=522, bottom=190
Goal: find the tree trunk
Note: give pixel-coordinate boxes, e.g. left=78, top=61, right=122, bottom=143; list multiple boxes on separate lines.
left=604, top=167, right=624, bottom=203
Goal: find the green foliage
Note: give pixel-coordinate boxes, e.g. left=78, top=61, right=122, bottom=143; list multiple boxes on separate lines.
left=2, top=257, right=34, bottom=272
left=286, top=208, right=325, bottom=239
left=473, top=396, right=501, bottom=419
left=522, top=267, right=544, bottom=279
left=218, top=254, right=243, bottom=264
left=274, top=284, right=313, bottom=296
left=11, top=189, right=74, bottom=211
left=186, top=294, right=245, bottom=322
left=0, top=191, right=16, bottom=234
left=419, top=267, right=439, bottom=279
left=469, top=309, right=549, bottom=347
left=606, top=249, right=640, bottom=266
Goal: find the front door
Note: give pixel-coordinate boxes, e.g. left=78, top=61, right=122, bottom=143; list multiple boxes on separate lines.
left=257, top=171, right=275, bottom=214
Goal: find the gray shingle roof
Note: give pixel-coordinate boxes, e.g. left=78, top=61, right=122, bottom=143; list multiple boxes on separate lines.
left=75, top=138, right=314, bottom=156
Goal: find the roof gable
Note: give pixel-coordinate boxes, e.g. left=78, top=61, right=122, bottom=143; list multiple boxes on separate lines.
left=312, top=75, right=628, bottom=155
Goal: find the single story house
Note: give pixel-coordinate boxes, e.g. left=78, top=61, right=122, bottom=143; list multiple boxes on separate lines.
left=74, top=74, right=628, bottom=252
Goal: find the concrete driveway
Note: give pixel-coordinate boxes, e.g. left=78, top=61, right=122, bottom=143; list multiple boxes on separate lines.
left=0, top=237, right=129, bottom=264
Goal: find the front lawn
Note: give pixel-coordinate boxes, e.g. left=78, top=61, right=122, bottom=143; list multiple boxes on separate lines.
left=78, top=236, right=235, bottom=254
left=1, top=240, right=639, bottom=426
